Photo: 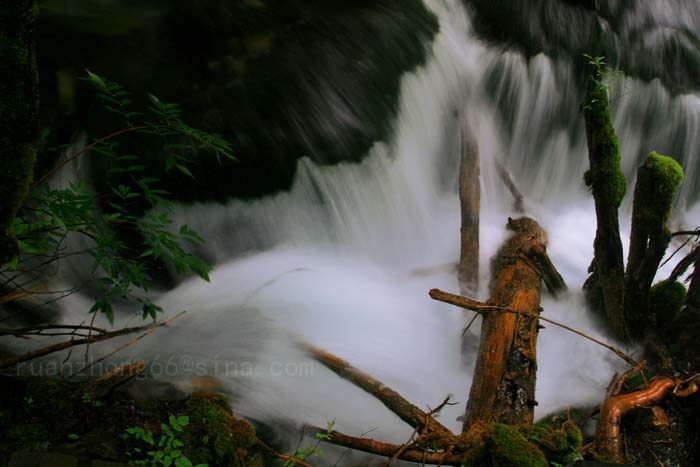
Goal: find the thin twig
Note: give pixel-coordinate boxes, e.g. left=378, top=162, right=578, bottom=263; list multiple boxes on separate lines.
left=429, top=288, right=639, bottom=366
left=256, top=438, right=315, bottom=467
left=1, top=313, right=184, bottom=369
left=73, top=311, right=186, bottom=377
left=34, top=125, right=149, bottom=186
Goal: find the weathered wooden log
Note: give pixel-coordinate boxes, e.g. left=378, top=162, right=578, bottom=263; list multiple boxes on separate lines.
left=459, top=217, right=558, bottom=429
left=302, top=343, right=453, bottom=439
left=581, top=76, right=627, bottom=339
left=432, top=216, right=568, bottom=429
left=310, top=427, right=466, bottom=465
left=458, top=124, right=480, bottom=296
left=624, top=152, right=684, bottom=336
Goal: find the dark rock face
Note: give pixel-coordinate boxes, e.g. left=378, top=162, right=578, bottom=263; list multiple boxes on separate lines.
left=465, top=0, right=700, bottom=94
left=36, top=0, right=438, bottom=202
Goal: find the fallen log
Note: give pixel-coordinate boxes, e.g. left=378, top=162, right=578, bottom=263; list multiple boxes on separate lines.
left=302, top=343, right=453, bottom=440
left=458, top=216, right=561, bottom=428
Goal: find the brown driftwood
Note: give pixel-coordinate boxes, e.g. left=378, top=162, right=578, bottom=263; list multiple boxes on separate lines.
left=459, top=217, right=558, bottom=428
left=458, top=124, right=480, bottom=296
left=310, top=427, right=465, bottom=465
left=302, top=343, right=453, bottom=439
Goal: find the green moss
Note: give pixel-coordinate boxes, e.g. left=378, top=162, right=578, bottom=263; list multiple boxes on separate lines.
left=640, top=152, right=684, bottom=225
left=183, top=391, right=257, bottom=465
left=583, top=76, right=627, bottom=208
left=491, top=423, right=548, bottom=467
left=650, top=279, right=687, bottom=326
left=527, top=417, right=583, bottom=466
left=0, top=376, right=261, bottom=466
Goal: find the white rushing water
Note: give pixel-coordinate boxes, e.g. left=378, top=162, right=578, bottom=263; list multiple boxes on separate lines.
left=37, top=0, right=700, bottom=455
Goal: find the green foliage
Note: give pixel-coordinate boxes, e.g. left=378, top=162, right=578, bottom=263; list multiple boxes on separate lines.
left=124, top=415, right=208, bottom=467
left=650, top=279, right=687, bottom=326
left=81, top=391, right=104, bottom=408
left=181, top=391, right=256, bottom=465
left=2, top=71, right=234, bottom=324
left=282, top=420, right=335, bottom=467
left=582, top=76, right=627, bottom=208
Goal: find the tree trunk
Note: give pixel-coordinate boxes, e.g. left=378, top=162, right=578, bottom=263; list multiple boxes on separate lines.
left=458, top=124, right=480, bottom=296
left=624, top=152, right=683, bottom=336
left=0, top=1, right=39, bottom=263
left=462, top=217, right=552, bottom=428
left=581, top=76, right=627, bottom=338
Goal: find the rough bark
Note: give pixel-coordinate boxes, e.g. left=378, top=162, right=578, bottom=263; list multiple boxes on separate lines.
left=458, top=124, right=480, bottom=296
left=302, top=343, right=453, bottom=440
left=595, top=378, right=676, bottom=463
left=581, top=76, right=627, bottom=338
left=624, top=152, right=683, bottom=336
left=461, top=217, right=554, bottom=429
left=0, top=1, right=39, bottom=263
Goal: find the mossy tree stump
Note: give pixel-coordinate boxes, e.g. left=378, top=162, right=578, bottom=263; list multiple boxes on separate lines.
left=581, top=75, right=627, bottom=339
left=625, top=152, right=683, bottom=336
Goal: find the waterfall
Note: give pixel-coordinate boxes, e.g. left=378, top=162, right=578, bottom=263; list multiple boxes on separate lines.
left=30, top=0, right=700, bottom=455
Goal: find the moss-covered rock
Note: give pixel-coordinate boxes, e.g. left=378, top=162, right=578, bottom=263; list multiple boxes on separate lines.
left=490, top=423, right=548, bottom=467
left=582, top=76, right=626, bottom=208
left=182, top=390, right=257, bottom=466
left=650, top=279, right=687, bottom=326
left=0, top=375, right=262, bottom=466
left=637, top=152, right=684, bottom=226
left=527, top=416, right=583, bottom=466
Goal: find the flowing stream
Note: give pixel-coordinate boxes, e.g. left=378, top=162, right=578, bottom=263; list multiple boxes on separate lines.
left=37, top=0, right=700, bottom=454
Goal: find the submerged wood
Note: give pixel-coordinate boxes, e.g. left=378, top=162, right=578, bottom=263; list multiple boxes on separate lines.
left=458, top=124, right=480, bottom=296
left=496, top=161, right=525, bottom=213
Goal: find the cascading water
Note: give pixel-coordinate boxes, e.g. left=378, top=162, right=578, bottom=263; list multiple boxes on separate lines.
left=27, top=0, right=700, bottom=458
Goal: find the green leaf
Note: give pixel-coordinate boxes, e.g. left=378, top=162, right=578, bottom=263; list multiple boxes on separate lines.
left=175, top=458, right=192, bottom=467
left=86, top=69, right=107, bottom=90
left=175, top=163, right=194, bottom=178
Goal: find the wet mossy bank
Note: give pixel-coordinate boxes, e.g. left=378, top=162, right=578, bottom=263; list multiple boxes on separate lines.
left=36, top=0, right=438, bottom=202
left=0, top=375, right=262, bottom=466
